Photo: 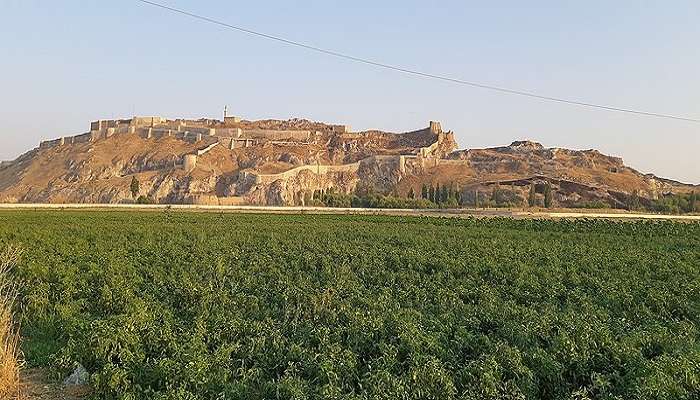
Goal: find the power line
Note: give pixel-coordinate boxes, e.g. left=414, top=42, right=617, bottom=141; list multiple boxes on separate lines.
left=136, top=0, right=699, bottom=123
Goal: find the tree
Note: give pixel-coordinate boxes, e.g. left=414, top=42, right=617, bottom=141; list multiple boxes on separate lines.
left=543, top=183, right=553, bottom=208
left=474, top=189, right=480, bottom=208
left=435, top=183, right=441, bottom=203
left=429, top=185, right=435, bottom=203
left=528, top=184, right=537, bottom=207
left=454, top=183, right=462, bottom=205
left=627, top=191, right=641, bottom=211
left=690, top=191, right=697, bottom=212
left=130, top=176, right=140, bottom=199
left=408, top=187, right=415, bottom=199
left=441, top=185, right=449, bottom=204
left=421, top=184, right=428, bottom=200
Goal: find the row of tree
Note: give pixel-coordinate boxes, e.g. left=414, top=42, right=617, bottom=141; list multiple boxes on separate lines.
left=131, top=173, right=697, bottom=214
left=650, top=191, right=698, bottom=214
left=308, top=187, right=436, bottom=209
left=416, top=183, right=461, bottom=206
left=528, top=183, right=553, bottom=208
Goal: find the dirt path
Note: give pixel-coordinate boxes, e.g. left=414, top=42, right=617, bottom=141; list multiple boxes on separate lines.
left=0, top=203, right=698, bottom=221
left=19, top=369, right=89, bottom=400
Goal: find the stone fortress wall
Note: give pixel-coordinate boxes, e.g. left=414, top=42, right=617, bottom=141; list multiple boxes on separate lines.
left=39, top=115, right=320, bottom=151
left=37, top=115, right=327, bottom=172
left=239, top=121, right=453, bottom=185
left=35, top=115, right=454, bottom=177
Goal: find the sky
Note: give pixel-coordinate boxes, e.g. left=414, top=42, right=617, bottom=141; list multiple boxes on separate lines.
left=1, top=0, right=699, bottom=183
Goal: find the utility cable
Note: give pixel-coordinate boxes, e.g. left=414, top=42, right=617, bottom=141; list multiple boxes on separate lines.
left=136, top=0, right=700, bottom=123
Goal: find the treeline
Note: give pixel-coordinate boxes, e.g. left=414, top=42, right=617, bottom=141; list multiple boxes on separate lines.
left=649, top=191, right=698, bottom=214
left=306, top=182, right=558, bottom=210
left=417, top=183, right=460, bottom=207
left=418, top=182, right=555, bottom=209
left=306, top=188, right=436, bottom=209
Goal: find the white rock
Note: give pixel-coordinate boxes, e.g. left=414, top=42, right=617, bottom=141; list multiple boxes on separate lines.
left=63, top=364, right=90, bottom=386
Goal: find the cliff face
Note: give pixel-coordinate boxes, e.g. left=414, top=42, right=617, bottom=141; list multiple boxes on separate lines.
left=0, top=118, right=695, bottom=207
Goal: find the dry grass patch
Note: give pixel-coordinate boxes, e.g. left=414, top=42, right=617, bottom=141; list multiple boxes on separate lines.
left=0, top=246, right=22, bottom=399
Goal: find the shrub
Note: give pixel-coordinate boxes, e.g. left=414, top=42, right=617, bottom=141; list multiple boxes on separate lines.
left=571, top=200, right=608, bottom=209
left=135, top=195, right=154, bottom=205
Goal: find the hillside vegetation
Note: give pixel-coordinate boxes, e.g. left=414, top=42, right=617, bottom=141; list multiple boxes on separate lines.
left=0, top=212, right=699, bottom=399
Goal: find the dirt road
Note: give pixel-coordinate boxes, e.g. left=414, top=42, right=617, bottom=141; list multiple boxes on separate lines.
left=19, top=369, right=89, bottom=400
left=0, top=203, right=698, bottom=220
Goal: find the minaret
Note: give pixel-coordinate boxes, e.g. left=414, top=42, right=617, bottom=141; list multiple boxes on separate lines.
left=223, top=105, right=228, bottom=121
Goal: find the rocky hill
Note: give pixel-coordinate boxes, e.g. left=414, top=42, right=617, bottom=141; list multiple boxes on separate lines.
left=0, top=115, right=696, bottom=207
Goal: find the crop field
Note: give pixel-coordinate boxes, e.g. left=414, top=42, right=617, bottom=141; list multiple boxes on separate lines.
left=0, top=211, right=699, bottom=399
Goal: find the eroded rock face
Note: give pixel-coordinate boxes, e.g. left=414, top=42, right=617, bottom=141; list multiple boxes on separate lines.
left=246, top=169, right=360, bottom=206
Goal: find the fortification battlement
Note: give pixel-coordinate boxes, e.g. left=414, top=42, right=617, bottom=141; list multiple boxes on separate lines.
left=37, top=117, right=449, bottom=164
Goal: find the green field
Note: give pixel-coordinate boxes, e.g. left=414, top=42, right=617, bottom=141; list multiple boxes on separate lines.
left=1, top=211, right=699, bottom=399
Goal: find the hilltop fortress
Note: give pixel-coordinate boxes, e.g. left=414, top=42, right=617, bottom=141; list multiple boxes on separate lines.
left=2, top=113, right=695, bottom=206
left=37, top=115, right=457, bottom=176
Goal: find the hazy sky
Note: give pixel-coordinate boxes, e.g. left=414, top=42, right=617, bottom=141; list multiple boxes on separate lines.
left=1, top=1, right=698, bottom=182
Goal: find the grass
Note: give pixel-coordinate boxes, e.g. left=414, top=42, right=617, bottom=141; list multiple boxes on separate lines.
left=0, top=245, right=22, bottom=399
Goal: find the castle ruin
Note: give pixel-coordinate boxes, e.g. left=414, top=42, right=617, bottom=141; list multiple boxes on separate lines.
left=35, top=114, right=457, bottom=192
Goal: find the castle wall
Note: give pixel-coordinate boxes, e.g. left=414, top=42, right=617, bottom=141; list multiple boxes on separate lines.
left=248, top=154, right=408, bottom=185
left=224, top=116, right=241, bottom=125
left=176, top=126, right=211, bottom=135
left=131, top=116, right=166, bottom=127
left=196, top=143, right=219, bottom=156
left=72, top=132, right=93, bottom=144
left=40, top=138, right=63, bottom=149
left=243, top=129, right=311, bottom=141
left=36, top=118, right=446, bottom=182
left=419, top=141, right=440, bottom=157
left=332, top=125, right=351, bottom=134
left=251, top=161, right=363, bottom=184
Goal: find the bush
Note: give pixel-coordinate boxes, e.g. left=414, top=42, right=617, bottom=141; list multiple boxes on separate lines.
left=135, top=195, right=154, bottom=205
left=651, top=193, right=697, bottom=214
left=571, top=200, right=608, bottom=209
left=352, top=194, right=437, bottom=209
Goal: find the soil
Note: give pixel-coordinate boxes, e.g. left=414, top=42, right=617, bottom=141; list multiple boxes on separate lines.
left=19, top=369, right=89, bottom=400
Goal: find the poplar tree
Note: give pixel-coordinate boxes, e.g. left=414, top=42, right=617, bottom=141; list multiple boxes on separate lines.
left=130, top=176, right=140, bottom=199
left=690, top=191, right=697, bottom=212
left=528, top=184, right=536, bottom=207
left=543, top=183, right=553, bottom=208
